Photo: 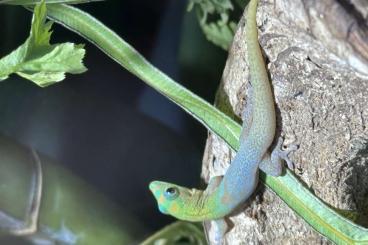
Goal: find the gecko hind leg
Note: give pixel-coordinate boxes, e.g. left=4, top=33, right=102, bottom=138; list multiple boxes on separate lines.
left=3, top=149, right=43, bottom=236
left=211, top=217, right=233, bottom=245
left=259, top=137, right=298, bottom=176
left=203, top=176, right=223, bottom=243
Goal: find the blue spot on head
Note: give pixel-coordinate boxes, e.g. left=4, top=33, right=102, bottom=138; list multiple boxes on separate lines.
left=154, top=190, right=161, bottom=197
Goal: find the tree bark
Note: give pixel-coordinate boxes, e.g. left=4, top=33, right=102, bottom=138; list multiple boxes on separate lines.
left=202, top=0, right=368, bottom=244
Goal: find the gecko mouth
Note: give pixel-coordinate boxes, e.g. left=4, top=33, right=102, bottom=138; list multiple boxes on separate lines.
left=149, top=181, right=170, bottom=214
left=158, top=205, right=168, bottom=214
left=148, top=181, right=159, bottom=192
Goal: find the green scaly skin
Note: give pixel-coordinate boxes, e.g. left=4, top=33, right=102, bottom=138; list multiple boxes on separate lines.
left=149, top=0, right=289, bottom=223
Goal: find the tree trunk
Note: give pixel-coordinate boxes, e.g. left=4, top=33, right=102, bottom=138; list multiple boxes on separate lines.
left=202, top=0, right=368, bottom=244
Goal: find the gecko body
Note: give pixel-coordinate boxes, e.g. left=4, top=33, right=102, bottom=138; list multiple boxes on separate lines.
left=149, top=0, right=295, bottom=239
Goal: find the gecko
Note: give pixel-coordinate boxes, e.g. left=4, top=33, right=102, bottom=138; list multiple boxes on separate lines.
left=149, top=0, right=296, bottom=242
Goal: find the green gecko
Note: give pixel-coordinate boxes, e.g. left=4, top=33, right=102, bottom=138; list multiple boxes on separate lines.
left=149, top=0, right=296, bottom=241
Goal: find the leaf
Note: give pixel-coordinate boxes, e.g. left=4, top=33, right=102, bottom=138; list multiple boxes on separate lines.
left=188, top=0, right=234, bottom=19
left=188, top=0, right=237, bottom=50
left=0, top=0, right=87, bottom=87
left=43, top=4, right=368, bottom=244
left=200, top=20, right=237, bottom=50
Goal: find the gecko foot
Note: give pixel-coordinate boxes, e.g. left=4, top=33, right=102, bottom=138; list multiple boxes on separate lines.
left=272, top=137, right=298, bottom=170
left=204, top=218, right=231, bottom=245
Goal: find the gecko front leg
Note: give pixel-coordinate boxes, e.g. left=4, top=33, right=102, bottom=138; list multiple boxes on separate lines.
left=203, top=176, right=232, bottom=245
left=259, top=137, right=298, bottom=176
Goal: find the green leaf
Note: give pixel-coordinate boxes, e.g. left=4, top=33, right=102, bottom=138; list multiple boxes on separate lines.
left=188, top=0, right=238, bottom=50
left=0, top=0, right=86, bottom=87
left=188, top=0, right=234, bottom=19
left=187, top=0, right=249, bottom=50
left=43, top=4, right=368, bottom=244
left=200, top=20, right=237, bottom=50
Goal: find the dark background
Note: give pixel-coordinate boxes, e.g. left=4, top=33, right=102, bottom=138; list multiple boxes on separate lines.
left=0, top=0, right=227, bottom=242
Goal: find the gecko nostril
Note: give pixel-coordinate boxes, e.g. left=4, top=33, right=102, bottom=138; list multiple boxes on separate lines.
left=149, top=181, right=160, bottom=193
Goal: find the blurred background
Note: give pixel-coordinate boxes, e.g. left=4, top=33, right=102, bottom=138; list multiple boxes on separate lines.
left=0, top=0, right=228, bottom=243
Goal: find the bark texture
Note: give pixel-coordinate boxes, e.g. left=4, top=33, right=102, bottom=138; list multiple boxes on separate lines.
left=202, top=0, right=368, bottom=244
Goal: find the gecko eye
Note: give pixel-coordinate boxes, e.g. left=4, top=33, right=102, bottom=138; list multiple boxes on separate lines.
left=164, top=187, right=179, bottom=200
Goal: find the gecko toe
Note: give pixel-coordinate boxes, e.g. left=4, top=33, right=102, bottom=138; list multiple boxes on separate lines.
left=275, top=137, right=298, bottom=170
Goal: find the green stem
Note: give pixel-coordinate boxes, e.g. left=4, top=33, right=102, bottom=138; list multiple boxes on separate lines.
left=0, top=134, right=144, bottom=244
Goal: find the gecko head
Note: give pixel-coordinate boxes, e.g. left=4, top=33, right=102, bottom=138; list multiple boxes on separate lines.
left=149, top=181, right=197, bottom=220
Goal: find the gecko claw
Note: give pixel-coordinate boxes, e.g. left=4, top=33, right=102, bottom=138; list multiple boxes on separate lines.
left=275, top=137, right=298, bottom=170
